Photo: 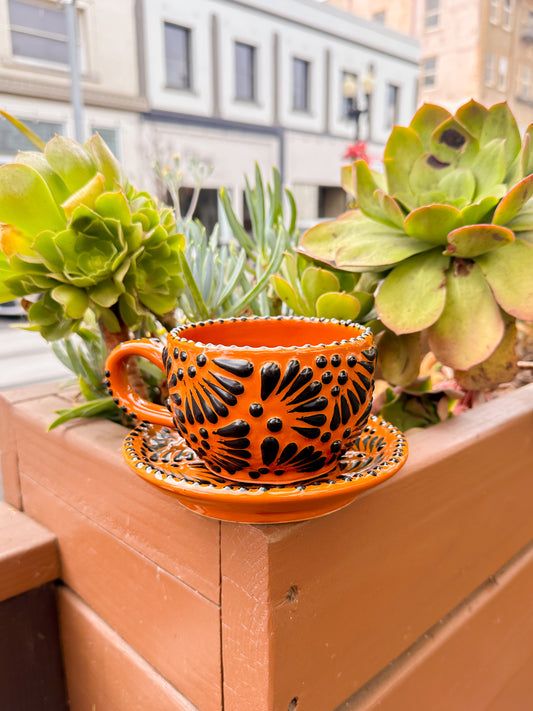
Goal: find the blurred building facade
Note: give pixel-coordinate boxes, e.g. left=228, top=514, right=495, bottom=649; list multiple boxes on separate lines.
left=0, top=0, right=419, bottom=223
left=329, top=0, right=533, bottom=129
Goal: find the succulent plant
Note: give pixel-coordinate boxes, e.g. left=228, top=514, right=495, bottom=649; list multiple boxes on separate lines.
left=300, top=100, right=533, bottom=389
left=0, top=126, right=184, bottom=341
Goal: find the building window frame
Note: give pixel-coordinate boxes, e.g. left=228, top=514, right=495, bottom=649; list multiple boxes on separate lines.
left=489, top=0, right=500, bottom=24
left=341, top=70, right=359, bottom=119
left=164, top=21, right=192, bottom=91
left=385, top=83, right=400, bottom=130
left=421, top=56, right=437, bottom=88
left=0, top=116, right=64, bottom=160
left=497, top=55, right=508, bottom=91
left=485, top=52, right=495, bottom=86
left=292, top=56, right=311, bottom=113
left=502, top=0, right=513, bottom=30
left=234, top=41, right=256, bottom=102
left=424, top=0, right=440, bottom=30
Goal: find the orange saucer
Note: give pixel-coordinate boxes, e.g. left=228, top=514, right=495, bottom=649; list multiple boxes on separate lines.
left=122, top=415, right=408, bottom=523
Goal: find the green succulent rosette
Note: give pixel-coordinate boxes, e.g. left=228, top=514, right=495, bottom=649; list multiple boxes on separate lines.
left=0, top=133, right=184, bottom=339
left=300, top=100, right=533, bottom=387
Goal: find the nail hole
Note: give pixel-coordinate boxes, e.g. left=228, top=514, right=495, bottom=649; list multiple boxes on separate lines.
left=286, top=585, right=298, bottom=603
left=288, top=697, right=299, bottom=710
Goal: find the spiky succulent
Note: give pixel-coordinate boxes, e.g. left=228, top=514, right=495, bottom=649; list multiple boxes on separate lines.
left=0, top=132, right=184, bottom=339
left=300, top=100, right=533, bottom=388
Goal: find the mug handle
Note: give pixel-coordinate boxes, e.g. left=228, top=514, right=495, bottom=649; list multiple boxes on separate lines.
left=105, top=339, right=175, bottom=427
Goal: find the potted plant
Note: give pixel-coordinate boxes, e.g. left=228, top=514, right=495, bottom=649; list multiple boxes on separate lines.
left=1, top=104, right=533, bottom=710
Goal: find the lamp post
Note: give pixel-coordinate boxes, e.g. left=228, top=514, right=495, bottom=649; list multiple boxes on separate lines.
left=63, top=0, right=84, bottom=142
left=342, top=66, right=375, bottom=143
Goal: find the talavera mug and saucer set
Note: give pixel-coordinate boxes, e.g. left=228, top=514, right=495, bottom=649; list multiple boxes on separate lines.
left=105, top=316, right=408, bottom=523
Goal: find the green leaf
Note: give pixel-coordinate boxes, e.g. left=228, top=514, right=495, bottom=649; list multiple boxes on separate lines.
left=301, top=266, right=340, bottom=308
left=51, top=285, right=89, bottom=319
left=476, top=238, right=533, bottom=320
left=0, top=164, right=66, bottom=236
left=492, top=174, right=533, bottom=225
left=118, top=292, right=142, bottom=328
left=404, top=204, right=463, bottom=245
left=378, top=330, right=421, bottom=386
left=0, top=111, right=45, bottom=150
left=409, top=153, right=454, bottom=198
left=219, top=186, right=255, bottom=255
left=315, top=292, right=361, bottom=320
left=94, top=189, right=131, bottom=224
left=48, top=397, right=117, bottom=430
left=341, top=164, right=356, bottom=197
left=428, top=262, right=504, bottom=370
left=44, top=136, right=97, bottom=192
left=0, top=251, right=18, bottom=301
left=410, top=104, right=452, bottom=150
left=454, top=99, right=488, bottom=139
left=480, top=102, right=521, bottom=168
left=375, top=250, right=449, bottom=333
left=461, top=196, right=499, bottom=225
left=61, top=173, right=106, bottom=218
left=354, top=160, right=404, bottom=228
left=84, top=133, right=124, bottom=189
left=471, top=139, right=506, bottom=200
left=521, top=124, right=533, bottom=176
left=384, top=125, right=425, bottom=166
left=270, top=275, right=307, bottom=314
left=383, top=158, right=417, bottom=210
left=445, top=224, right=514, bottom=258
left=98, top=307, right=121, bottom=332
left=429, top=117, right=479, bottom=167
left=438, top=169, right=476, bottom=206
left=15, top=151, right=70, bottom=204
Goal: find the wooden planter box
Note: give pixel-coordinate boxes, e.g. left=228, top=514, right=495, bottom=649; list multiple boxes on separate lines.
left=1, top=382, right=533, bottom=711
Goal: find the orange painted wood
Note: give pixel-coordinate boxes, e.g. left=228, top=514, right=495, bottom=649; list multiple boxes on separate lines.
left=21, top=474, right=222, bottom=711
left=343, top=540, right=533, bottom=711
left=0, top=501, right=59, bottom=602
left=221, top=384, right=533, bottom=710
left=58, top=587, right=199, bottom=711
left=12, top=394, right=220, bottom=602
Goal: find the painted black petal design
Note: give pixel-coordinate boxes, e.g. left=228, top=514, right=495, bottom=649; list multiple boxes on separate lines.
left=291, top=445, right=317, bottom=465
left=175, top=408, right=185, bottom=424
left=184, top=398, right=195, bottom=425
left=261, top=362, right=281, bottom=400
left=289, top=396, right=328, bottom=413
left=261, top=437, right=280, bottom=466
left=276, top=359, right=300, bottom=394
left=360, top=360, right=375, bottom=375
left=208, top=371, right=244, bottom=395
left=297, top=414, right=327, bottom=426
left=195, top=389, right=219, bottom=424
left=190, top=392, right=205, bottom=424
left=287, top=380, right=322, bottom=406
left=217, top=437, right=250, bottom=449
left=212, top=358, right=254, bottom=377
left=297, top=457, right=327, bottom=473
left=357, top=371, right=372, bottom=390
left=362, top=347, right=377, bottom=361
left=199, top=385, right=229, bottom=418
left=340, top=395, right=351, bottom=425
left=291, top=426, right=321, bottom=439
left=330, top=402, right=341, bottom=430
left=355, top=400, right=373, bottom=425
left=169, top=372, right=178, bottom=388
left=171, top=393, right=182, bottom=405
left=281, top=367, right=313, bottom=401
left=204, top=379, right=238, bottom=406
left=277, top=442, right=298, bottom=466
left=346, top=389, right=361, bottom=415
left=221, top=446, right=252, bottom=459
left=214, top=420, right=251, bottom=438
left=350, top=378, right=368, bottom=405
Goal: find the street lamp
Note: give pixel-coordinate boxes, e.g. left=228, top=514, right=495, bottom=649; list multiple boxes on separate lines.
left=342, top=65, right=375, bottom=142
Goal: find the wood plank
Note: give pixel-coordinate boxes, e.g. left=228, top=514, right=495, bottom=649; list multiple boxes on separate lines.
left=13, top=394, right=220, bottom=603
left=341, top=539, right=533, bottom=711
left=0, top=501, right=59, bottom=602
left=58, top=587, right=199, bottom=711
left=221, top=384, right=533, bottom=710
left=0, top=584, right=68, bottom=711
left=21, top=474, right=222, bottom=711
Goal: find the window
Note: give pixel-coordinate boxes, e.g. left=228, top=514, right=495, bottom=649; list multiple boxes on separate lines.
left=385, top=84, right=400, bottom=129
left=502, top=0, right=513, bottom=29
left=485, top=52, right=495, bottom=85
left=8, top=0, right=74, bottom=65
left=91, top=126, right=120, bottom=159
left=293, top=58, right=310, bottom=112
left=0, top=117, right=63, bottom=155
left=164, top=22, right=191, bottom=90
left=498, top=56, right=508, bottom=90
left=372, top=11, right=386, bottom=24
left=520, top=66, right=531, bottom=99
left=235, top=42, right=256, bottom=101
left=421, top=57, right=437, bottom=87
left=341, top=71, right=358, bottom=118
left=425, top=0, right=439, bottom=29
left=489, top=0, right=500, bottom=24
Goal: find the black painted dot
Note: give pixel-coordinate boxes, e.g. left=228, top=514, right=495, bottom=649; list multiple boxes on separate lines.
left=201, top=440, right=210, bottom=449
left=177, top=368, right=184, bottom=380
left=347, top=355, right=357, bottom=367
left=175, top=409, right=186, bottom=424
left=188, top=365, right=196, bottom=378
left=331, top=440, right=342, bottom=452
left=258, top=467, right=270, bottom=474
left=197, top=448, right=206, bottom=458
left=267, top=417, right=283, bottom=432
left=171, top=393, right=182, bottom=405
left=196, top=354, right=207, bottom=367
left=315, top=355, right=327, bottom=368
left=249, top=471, right=261, bottom=479
left=173, top=347, right=180, bottom=359
left=322, top=371, right=333, bottom=384
left=249, top=403, right=264, bottom=417
left=331, top=386, right=340, bottom=396
left=331, top=354, right=342, bottom=367
left=320, top=432, right=331, bottom=442
left=190, top=433, right=198, bottom=443
left=180, top=351, right=187, bottom=361
left=274, top=469, right=285, bottom=476
left=343, top=427, right=352, bottom=438
left=199, top=428, right=209, bottom=438
left=169, top=372, right=178, bottom=388
left=211, top=464, right=222, bottom=473
left=338, top=370, right=348, bottom=385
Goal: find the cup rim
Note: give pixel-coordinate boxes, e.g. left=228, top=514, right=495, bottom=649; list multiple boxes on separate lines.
left=169, top=315, right=373, bottom=352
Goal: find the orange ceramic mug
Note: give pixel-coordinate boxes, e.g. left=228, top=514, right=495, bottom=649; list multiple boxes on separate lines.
left=105, top=316, right=376, bottom=485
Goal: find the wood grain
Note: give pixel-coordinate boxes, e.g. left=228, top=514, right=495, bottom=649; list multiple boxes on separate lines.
left=58, top=586, right=199, bottom=711
left=0, top=501, right=59, bottom=602
left=21, top=474, right=222, bottom=711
